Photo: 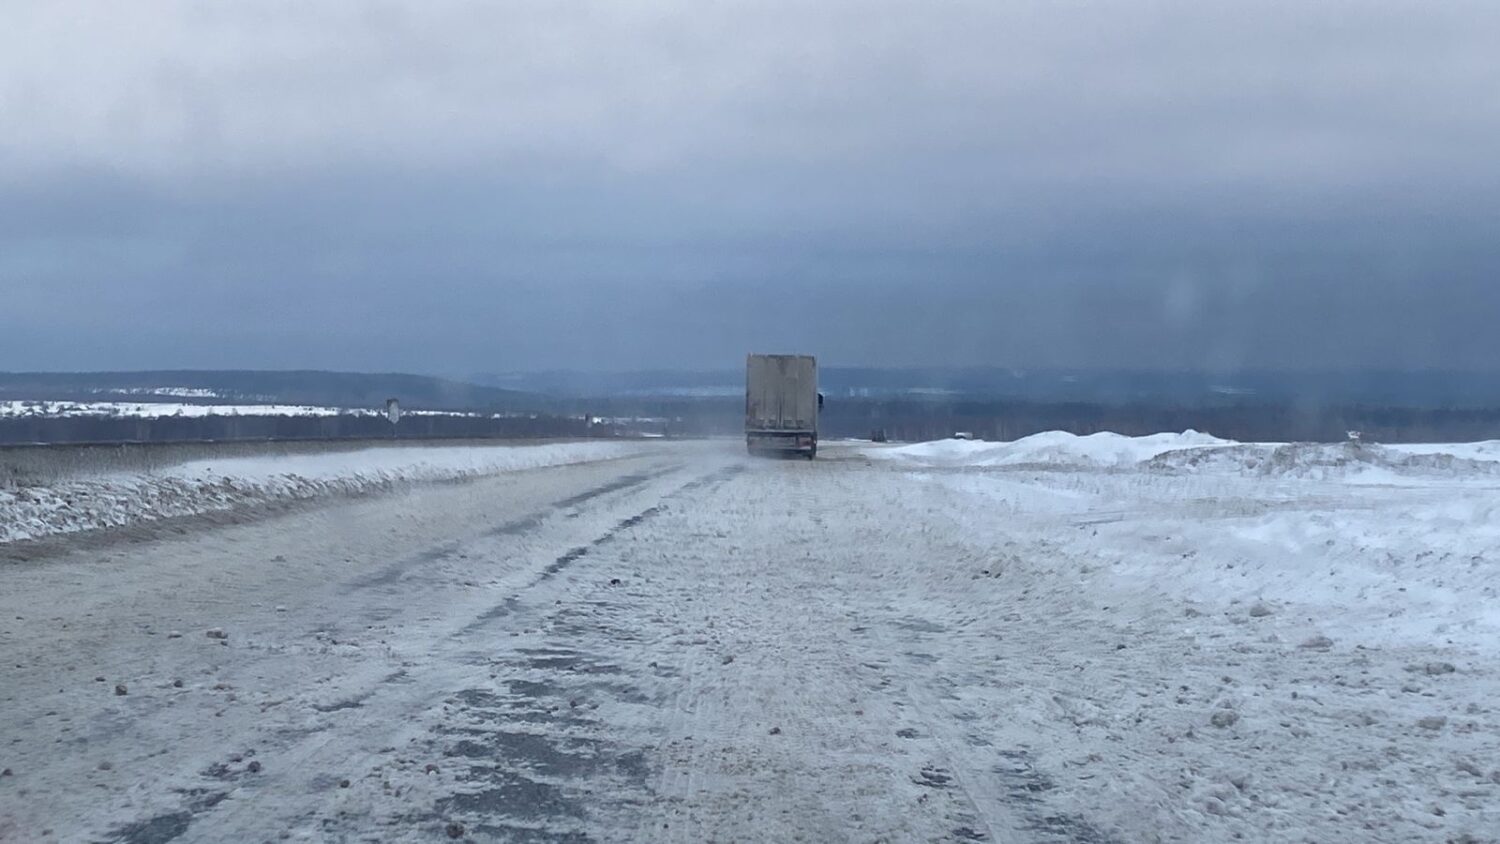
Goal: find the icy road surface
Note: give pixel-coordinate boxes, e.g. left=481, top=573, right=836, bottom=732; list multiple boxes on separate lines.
left=2, top=440, right=1499, bottom=842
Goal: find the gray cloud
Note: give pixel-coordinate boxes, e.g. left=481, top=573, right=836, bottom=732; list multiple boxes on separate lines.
left=3, top=1, right=1498, bottom=373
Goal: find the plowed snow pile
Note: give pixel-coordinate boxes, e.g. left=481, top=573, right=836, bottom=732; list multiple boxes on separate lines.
left=1389, top=440, right=1500, bottom=462
left=0, top=442, right=648, bottom=544
left=1148, top=440, right=1500, bottom=481
left=871, top=431, right=1500, bottom=481
left=868, top=429, right=1235, bottom=468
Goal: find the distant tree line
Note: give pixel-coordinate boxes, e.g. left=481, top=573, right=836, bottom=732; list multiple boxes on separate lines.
left=0, top=370, right=544, bottom=412
left=573, top=396, right=1500, bottom=443
left=0, top=413, right=611, bottom=446
left=7, top=398, right=1500, bottom=446
left=819, top=399, right=1500, bottom=443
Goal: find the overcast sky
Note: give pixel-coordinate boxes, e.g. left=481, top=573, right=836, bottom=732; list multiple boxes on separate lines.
left=3, top=1, right=1498, bottom=374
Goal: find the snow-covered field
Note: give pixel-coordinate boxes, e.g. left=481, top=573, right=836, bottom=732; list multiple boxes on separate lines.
left=1, top=400, right=366, bottom=418
left=0, top=441, right=652, bottom=544
left=871, top=432, right=1500, bottom=651
left=2, top=434, right=1498, bottom=842
left=0, top=400, right=531, bottom=419
left=859, top=433, right=1500, bottom=839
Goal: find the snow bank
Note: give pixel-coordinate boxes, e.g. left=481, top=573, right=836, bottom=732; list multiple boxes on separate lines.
left=0, top=442, right=648, bottom=544
left=868, top=431, right=1500, bottom=479
left=1387, top=440, right=1500, bottom=463
left=866, top=430, right=1235, bottom=468
left=1148, top=441, right=1500, bottom=481
left=902, top=436, right=1500, bottom=654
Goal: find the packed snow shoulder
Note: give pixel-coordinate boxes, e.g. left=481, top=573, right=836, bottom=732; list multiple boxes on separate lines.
left=0, top=442, right=650, bottom=544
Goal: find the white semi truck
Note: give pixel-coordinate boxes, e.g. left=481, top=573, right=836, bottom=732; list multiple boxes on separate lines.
left=745, top=353, right=821, bottom=458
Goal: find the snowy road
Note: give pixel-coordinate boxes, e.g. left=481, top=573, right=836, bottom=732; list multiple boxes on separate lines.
left=2, top=440, right=1498, bottom=842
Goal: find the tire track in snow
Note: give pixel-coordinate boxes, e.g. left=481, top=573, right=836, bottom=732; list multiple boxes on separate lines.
left=392, top=463, right=751, bottom=839
left=630, top=458, right=999, bottom=842
left=454, top=464, right=745, bottom=637
left=355, top=465, right=682, bottom=589
left=88, top=458, right=705, bottom=844
left=903, top=678, right=1120, bottom=844
left=410, top=472, right=753, bottom=839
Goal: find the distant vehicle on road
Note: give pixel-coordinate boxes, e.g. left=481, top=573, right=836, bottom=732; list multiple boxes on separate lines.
left=745, top=354, right=821, bottom=458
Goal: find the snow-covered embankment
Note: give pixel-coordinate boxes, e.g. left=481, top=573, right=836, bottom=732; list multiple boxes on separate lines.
left=0, top=441, right=649, bottom=545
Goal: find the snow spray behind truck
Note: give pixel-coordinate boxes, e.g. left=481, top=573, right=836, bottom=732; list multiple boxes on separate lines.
left=745, top=354, right=821, bottom=458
